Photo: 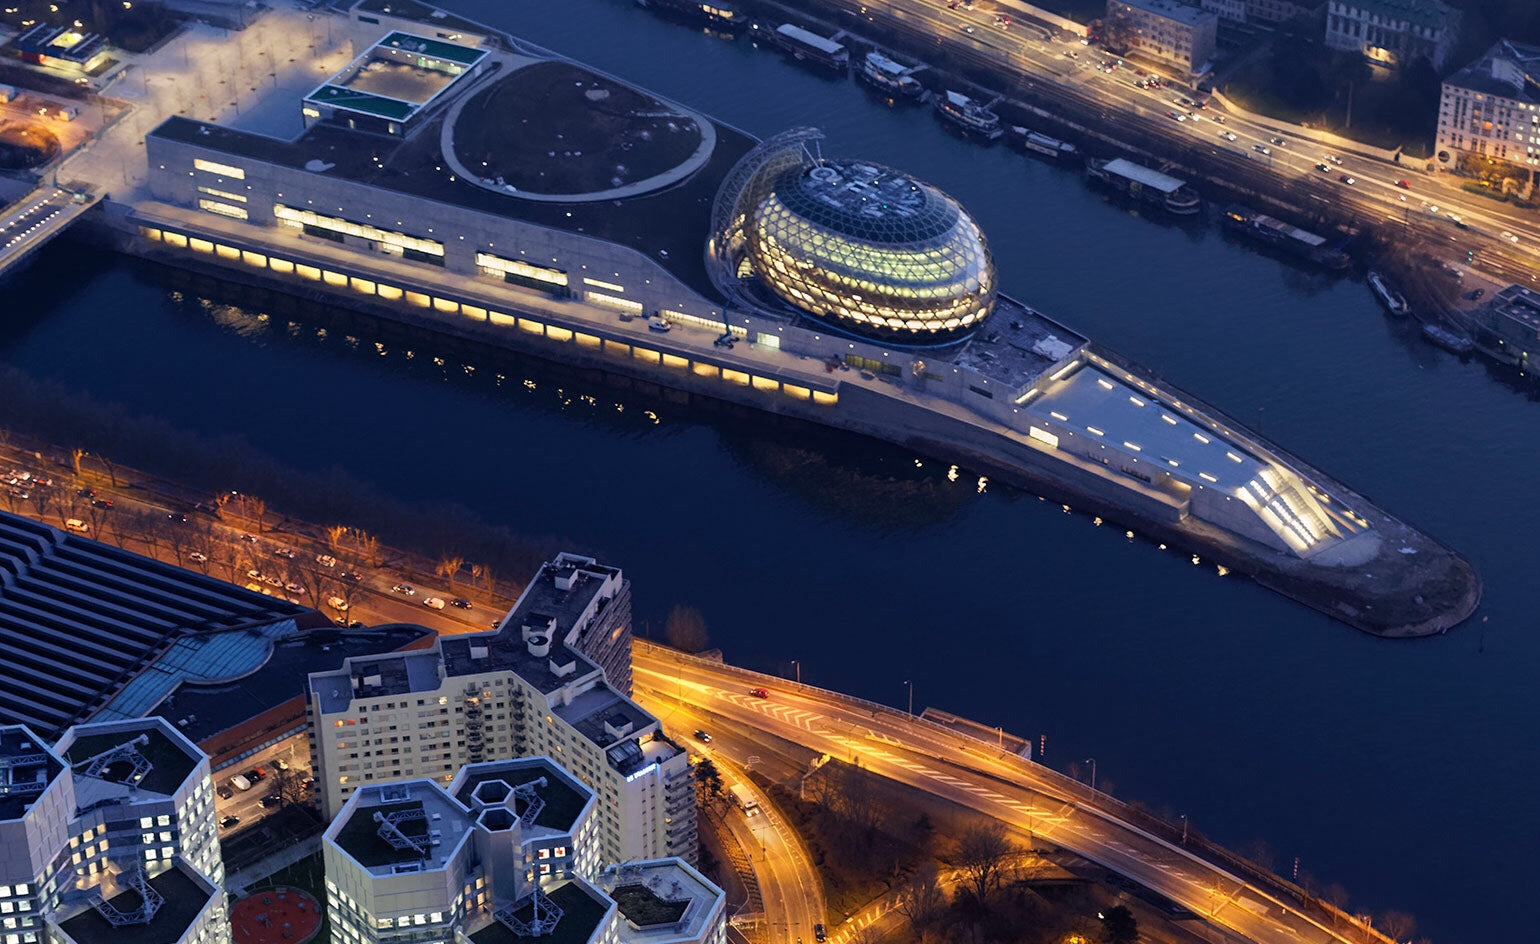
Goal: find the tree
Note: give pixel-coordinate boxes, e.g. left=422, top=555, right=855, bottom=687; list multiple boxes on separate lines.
left=694, top=757, right=723, bottom=808
left=245, top=495, right=268, bottom=533
left=437, top=553, right=464, bottom=591
left=29, top=486, right=55, bottom=524
left=356, top=529, right=382, bottom=567
left=1380, top=910, right=1416, bottom=942
left=664, top=604, right=709, bottom=652
left=846, top=925, right=884, bottom=944
left=894, top=861, right=946, bottom=940
left=326, top=524, right=347, bottom=550
left=1324, top=883, right=1351, bottom=927
left=94, top=453, right=120, bottom=488
left=69, top=447, right=84, bottom=476
left=267, top=764, right=309, bottom=809
left=1100, top=905, right=1138, bottom=944
left=954, top=822, right=1013, bottom=903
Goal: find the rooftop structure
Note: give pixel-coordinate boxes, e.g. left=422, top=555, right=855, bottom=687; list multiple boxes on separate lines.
left=51, top=861, right=224, bottom=944
left=451, top=756, right=595, bottom=836
left=328, top=780, right=475, bottom=874
left=13, top=23, right=110, bottom=74
left=0, top=511, right=307, bottom=739
left=303, top=31, right=488, bottom=135
left=1106, top=0, right=1218, bottom=75
left=1437, top=39, right=1540, bottom=171
left=598, top=859, right=728, bottom=944
left=1, top=719, right=229, bottom=944
left=1472, top=284, right=1540, bottom=368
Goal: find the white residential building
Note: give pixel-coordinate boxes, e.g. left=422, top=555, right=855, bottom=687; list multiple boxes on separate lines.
left=0, top=719, right=230, bottom=944
left=1436, top=39, right=1540, bottom=173
left=1324, top=0, right=1460, bottom=69
left=308, top=556, right=695, bottom=867
left=1106, top=0, right=1219, bottom=76
left=322, top=764, right=724, bottom=944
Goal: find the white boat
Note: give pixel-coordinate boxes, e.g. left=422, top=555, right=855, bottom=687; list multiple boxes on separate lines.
left=857, top=51, right=924, bottom=100
left=1367, top=272, right=1408, bottom=315
left=934, top=90, right=1002, bottom=140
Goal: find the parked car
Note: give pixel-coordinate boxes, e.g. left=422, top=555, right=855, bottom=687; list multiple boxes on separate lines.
left=245, top=767, right=267, bottom=782
left=422, top=597, right=446, bottom=610
left=229, top=774, right=252, bottom=792
left=217, top=785, right=233, bottom=800
left=240, top=533, right=259, bottom=543
left=219, top=816, right=241, bottom=829
left=188, top=551, right=208, bottom=563
left=275, top=759, right=289, bottom=771
left=259, top=794, right=282, bottom=809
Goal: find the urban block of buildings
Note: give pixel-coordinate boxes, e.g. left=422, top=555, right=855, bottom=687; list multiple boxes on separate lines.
left=307, top=554, right=697, bottom=866
left=1436, top=39, right=1540, bottom=173
left=1106, top=0, right=1219, bottom=77
left=0, top=717, right=229, bottom=944
left=324, top=759, right=724, bottom=944
left=1471, top=284, right=1540, bottom=370
left=0, top=509, right=433, bottom=781
left=1197, top=0, right=1323, bottom=26
left=1323, top=0, right=1460, bottom=70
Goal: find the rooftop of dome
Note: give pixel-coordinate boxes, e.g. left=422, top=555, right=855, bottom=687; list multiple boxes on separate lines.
left=771, top=161, right=962, bottom=244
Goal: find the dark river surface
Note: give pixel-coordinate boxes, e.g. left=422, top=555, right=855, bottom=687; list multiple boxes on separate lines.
left=1, top=2, right=1533, bottom=938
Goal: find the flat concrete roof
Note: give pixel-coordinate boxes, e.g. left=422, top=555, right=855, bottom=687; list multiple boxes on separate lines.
left=329, top=779, right=473, bottom=875
left=1029, top=364, right=1265, bottom=491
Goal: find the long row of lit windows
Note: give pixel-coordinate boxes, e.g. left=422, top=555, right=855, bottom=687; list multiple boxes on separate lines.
left=193, top=158, right=245, bottom=180
left=476, top=251, right=568, bottom=287
left=198, top=198, right=248, bottom=221
left=196, top=185, right=247, bottom=204
left=138, top=226, right=838, bottom=408
left=273, top=204, right=443, bottom=256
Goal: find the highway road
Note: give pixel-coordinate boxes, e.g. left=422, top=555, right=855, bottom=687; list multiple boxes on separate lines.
left=820, top=0, right=1540, bottom=283
left=633, top=641, right=1385, bottom=944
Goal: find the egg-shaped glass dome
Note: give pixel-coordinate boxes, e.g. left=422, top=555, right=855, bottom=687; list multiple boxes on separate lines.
left=744, top=161, right=995, bottom=341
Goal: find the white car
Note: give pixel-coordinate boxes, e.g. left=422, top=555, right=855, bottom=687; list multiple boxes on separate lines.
left=1219, top=131, right=1237, bottom=142
left=275, top=547, right=297, bottom=559
left=316, top=554, right=337, bottom=568
left=422, top=597, right=446, bottom=610
left=1500, top=230, right=1519, bottom=243
left=327, top=596, right=349, bottom=611
left=189, top=551, right=208, bottom=563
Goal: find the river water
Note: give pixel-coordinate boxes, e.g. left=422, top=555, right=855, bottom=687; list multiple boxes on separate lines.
left=0, top=1, right=1532, bottom=938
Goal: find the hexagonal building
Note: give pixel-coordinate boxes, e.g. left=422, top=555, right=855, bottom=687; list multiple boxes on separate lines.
left=709, top=129, right=997, bottom=344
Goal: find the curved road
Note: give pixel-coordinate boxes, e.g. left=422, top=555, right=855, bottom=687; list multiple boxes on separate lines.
left=634, top=641, right=1384, bottom=944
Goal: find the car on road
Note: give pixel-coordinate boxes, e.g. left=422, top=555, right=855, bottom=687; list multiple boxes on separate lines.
left=1339, top=174, right=1356, bottom=185
left=340, top=570, right=363, bottom=582
left=166, top=512, right=187, bottom=524
left=1395, top=179, right=1411, bottom=189
left=189, top=551, right=208, bottom=563
left=1501, top=230, right=1520, bottom=243
left=259, top=794, right=282, bottom=809
left=1218, top=131, right=1237, bottom=142
left=327, top=596, right=350, bottom=611
left=1269, top=136, right=1286, bottom=147
left=694, top=729, right=712, bottom=742
left=1212, top=114, right=1225, bottom=123
left=962, top=24, right=975, bottom=33
left=749, top=687, right=769, bottom=698
left=316, top=554, right=337, bottom=567
left=240, top=533, right=259, bottom=543
left=1466, top=288, right=1485, bottom=301
left=275, top=547, right=297, bottom=559
left=993, top=14, right=1010, bottom=28
left=1315, top=162, right=1330, bottom=172
left=450, top=597, right=473, bottom=609
left=1165, top=110, right=1186, bottom=121
left=219, top=816, right=240, bottom=829
left=91, top=498, right=113, bottom=508
left=391, top=583, right=416, bottom=596
left=1252, top=144, right=1271, bottom=155
left=217, top=785, right=233, bottom=800
left=1448, top=213, right=1468, bottom=229
left=815, top=924, right=827, bottom=943
left=79, top=487, right=96, bottom=498
left=1326, top=154, right=1343, bottom=165
left=422, top=597, right=446, bottom=610
left=65, top=519, right=89, bottom=533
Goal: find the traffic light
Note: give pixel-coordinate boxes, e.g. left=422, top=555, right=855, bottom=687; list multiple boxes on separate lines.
left=1467, top=249, right=1476, bottom=263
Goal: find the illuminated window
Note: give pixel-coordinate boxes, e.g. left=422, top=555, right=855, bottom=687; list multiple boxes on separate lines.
left=193, top=158, right=246, bottom=179
left=546, top=326, right=573, bottom=342
left=581, top=276, right=625, bottom=292
left=585, top=291, right=643, bottom=315
left=197, top=185, right=247, bottom=203
left=198, top=199, right=248, bottom=220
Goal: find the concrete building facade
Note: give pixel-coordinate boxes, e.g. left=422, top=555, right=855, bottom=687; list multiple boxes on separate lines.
left=1106, top=0, right=1219, bottom=76
left=1324, top=0, right=1460, bottom=69
left=0, top=718, right=230, bottom=944
left=1436, top=39, right=1540, bottom=172
left=308, top=556, right=695, bottom=867
left=322, top=765, right=723, bottom=944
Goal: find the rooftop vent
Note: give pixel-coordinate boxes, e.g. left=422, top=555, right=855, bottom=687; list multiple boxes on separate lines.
left=549, top=654, right=576, bottom=678
left=553, top=567, right=579, bottom=592
left=603, top=716, right=634, bottom=740
left=470, top=645, right=490, bottom=660
left=526, top=634, right=551, bottom=658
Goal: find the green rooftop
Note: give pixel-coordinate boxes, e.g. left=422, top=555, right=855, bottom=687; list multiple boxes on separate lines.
left=307, top=85, right=417, bottom=120
left=380, top=30, right=486, bottom=67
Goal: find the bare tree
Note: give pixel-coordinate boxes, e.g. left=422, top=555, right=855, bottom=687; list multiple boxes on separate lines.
left=69, top=447, right=85, bottom=476
left=665, top=604, right=709, bottom=652
left=846, top=925, right=885, bottom=944
left=2, top=486, right=18, bottom=515
left=894, top=861, right=946, bottom=941
left=245, top=495, right=268, bottom=534
left=56, top=493, right=82, bottom=529
left=1324, top=883, right=1351, bottom=928
left=325, top=524, right=347, bottom=550
left=954, top=822, right=1014, bottom=903
left=29, top=486, right=55, bottom=524
left=163, top=516, right=192, bottom=566
left=1380, top=910, right=1416, bottom=942
left=437, top=553, right=464, bottom=591
left=267, top=764, right=309, bottom=809
left=356, top=529, right=381, bottom=567
left=94, top=453, right=120, bottom=488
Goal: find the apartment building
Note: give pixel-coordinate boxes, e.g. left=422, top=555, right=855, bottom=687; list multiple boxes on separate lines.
left=1106, top=0, right=1219, bottom=76
left=1324, top=0, right=1460, bottom=69
left=0, top=718, right=229, bottom=944
left=1437, top=39, right=1540, bottom=171
left=322, top=767, right=723, bottom=944
left=307, top=556, right=695, bottom=866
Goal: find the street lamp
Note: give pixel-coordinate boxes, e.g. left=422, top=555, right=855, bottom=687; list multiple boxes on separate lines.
left=1179, top=813, right=1188, bottom=845
left=790, top=660, right=800, bottom=685
left=904, top=679, right=913, bottom=718
left=1084, top=757, right=1097, bottom=792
